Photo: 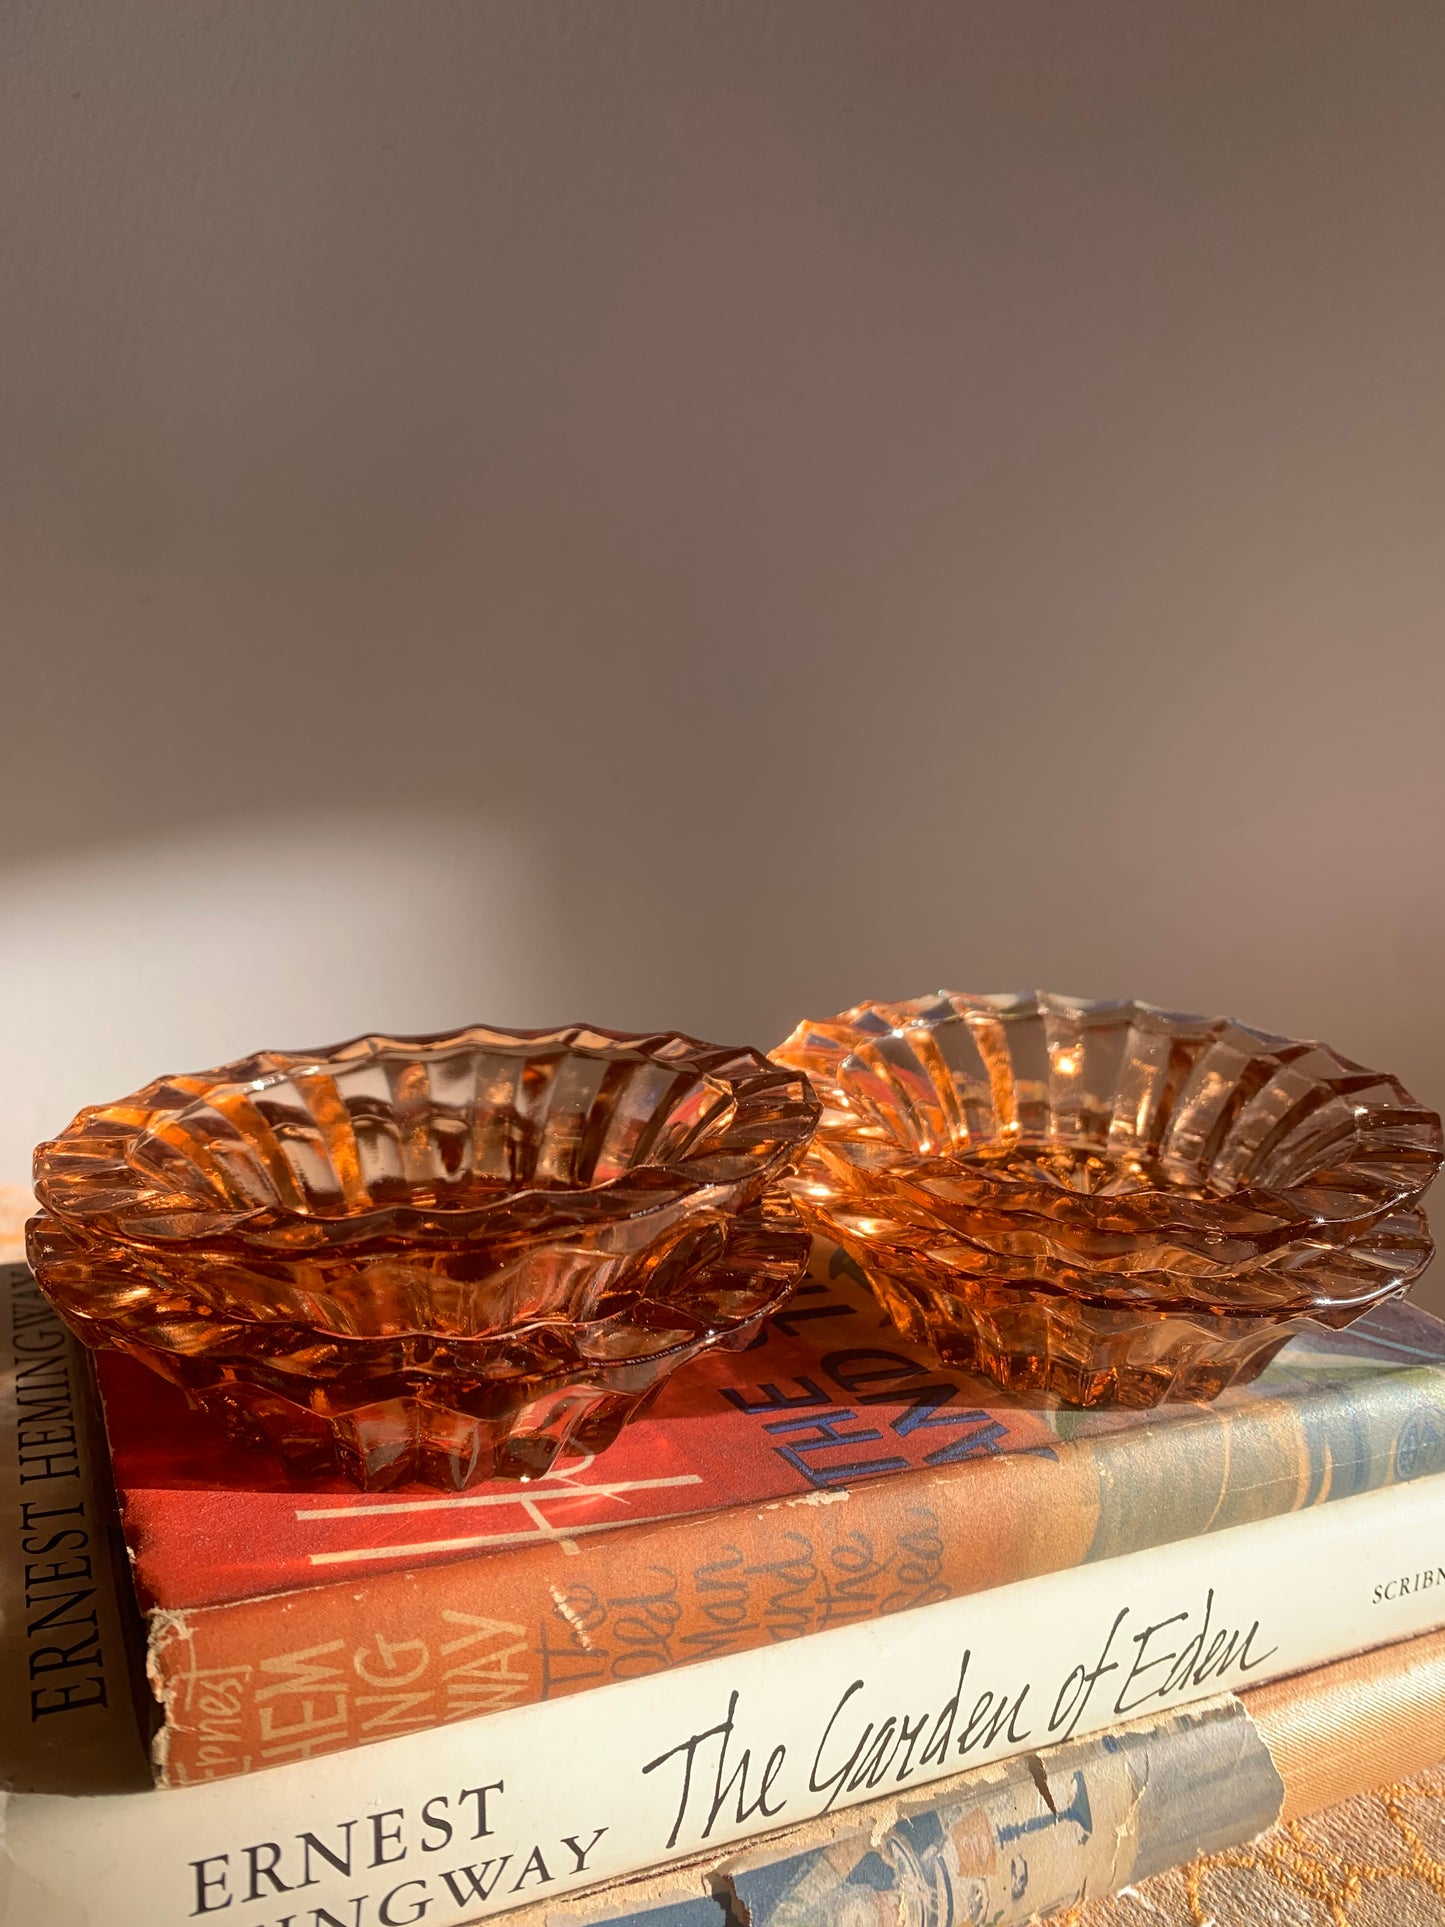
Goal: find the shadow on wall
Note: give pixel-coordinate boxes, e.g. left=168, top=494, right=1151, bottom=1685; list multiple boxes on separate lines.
left=0, top=809, right=563, bottom=1178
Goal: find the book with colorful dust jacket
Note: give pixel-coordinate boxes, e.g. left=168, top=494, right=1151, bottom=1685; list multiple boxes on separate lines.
left=66, top=1237, right=1445, bottom=1785
left=504, top=1627, right=1445, bottom=1927
left=12, top=1232, right=1445, bottom=1781
left=7, top=1262, right=1445, bottom=1927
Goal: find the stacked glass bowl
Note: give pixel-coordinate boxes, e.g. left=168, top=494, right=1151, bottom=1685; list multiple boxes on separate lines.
left=771, top=990, right=1444, bottom=1407
left=27, top=1025, right=819, bottom=1488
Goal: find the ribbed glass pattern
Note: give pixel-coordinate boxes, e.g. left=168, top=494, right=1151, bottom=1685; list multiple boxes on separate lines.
left=29, top=1025, right=818, bottom=1487
left=773, top=991, right=1442, bottom=1406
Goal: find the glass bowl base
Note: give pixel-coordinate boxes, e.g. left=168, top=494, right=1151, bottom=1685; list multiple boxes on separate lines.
left=168, top=1319, right=769, bottom=1489
left=854, top=1253, right=1353, bottom=1408
left=197, top=1378, right=659, bottom=1488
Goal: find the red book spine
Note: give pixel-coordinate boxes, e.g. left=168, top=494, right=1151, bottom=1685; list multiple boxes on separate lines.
left=148, top=1438, right=1104, bottom=1784
left=100, top=1251, right=1445, bottom=1787
left=144, top=1324, right=1445, bottom=1788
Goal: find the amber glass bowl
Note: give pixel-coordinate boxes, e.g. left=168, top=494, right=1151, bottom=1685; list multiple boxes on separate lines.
left=772, top=991, right=1443, bottom=1407
left=28, top=1025, right=819, bottom=1487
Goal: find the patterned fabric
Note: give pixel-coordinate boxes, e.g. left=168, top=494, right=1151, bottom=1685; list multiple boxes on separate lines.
left=1060, top=1765, right=1445, bottom=1926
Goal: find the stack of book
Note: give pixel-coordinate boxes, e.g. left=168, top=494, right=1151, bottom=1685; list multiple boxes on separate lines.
left=4, top=1237, right=1445, bottom=1927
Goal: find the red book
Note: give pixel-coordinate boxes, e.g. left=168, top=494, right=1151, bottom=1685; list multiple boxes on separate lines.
left=101, top=1248, right=1068, bottom=1612
left=90, top=1244, right=1445, bottom=1784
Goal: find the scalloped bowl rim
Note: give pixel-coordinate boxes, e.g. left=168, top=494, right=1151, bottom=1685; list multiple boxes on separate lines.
left=33, top=1023, right=821, bottom=1249
left=27, top=1195, right=811, bottom=1358
left=772, top=989, right=1444, bottom=1237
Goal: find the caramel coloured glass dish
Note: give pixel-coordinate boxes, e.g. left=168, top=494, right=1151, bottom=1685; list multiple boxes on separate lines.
left=771, top=991, right=1443, bottom=1407
left=28, top=1025, right=819, bottom=1487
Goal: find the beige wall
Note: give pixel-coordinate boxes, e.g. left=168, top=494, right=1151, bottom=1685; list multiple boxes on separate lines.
left=3, top=2, right=1445, bottom=1301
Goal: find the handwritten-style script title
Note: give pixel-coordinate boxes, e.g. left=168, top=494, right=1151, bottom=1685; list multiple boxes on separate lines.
left=188, top=1582, right=1274, bottom=1925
